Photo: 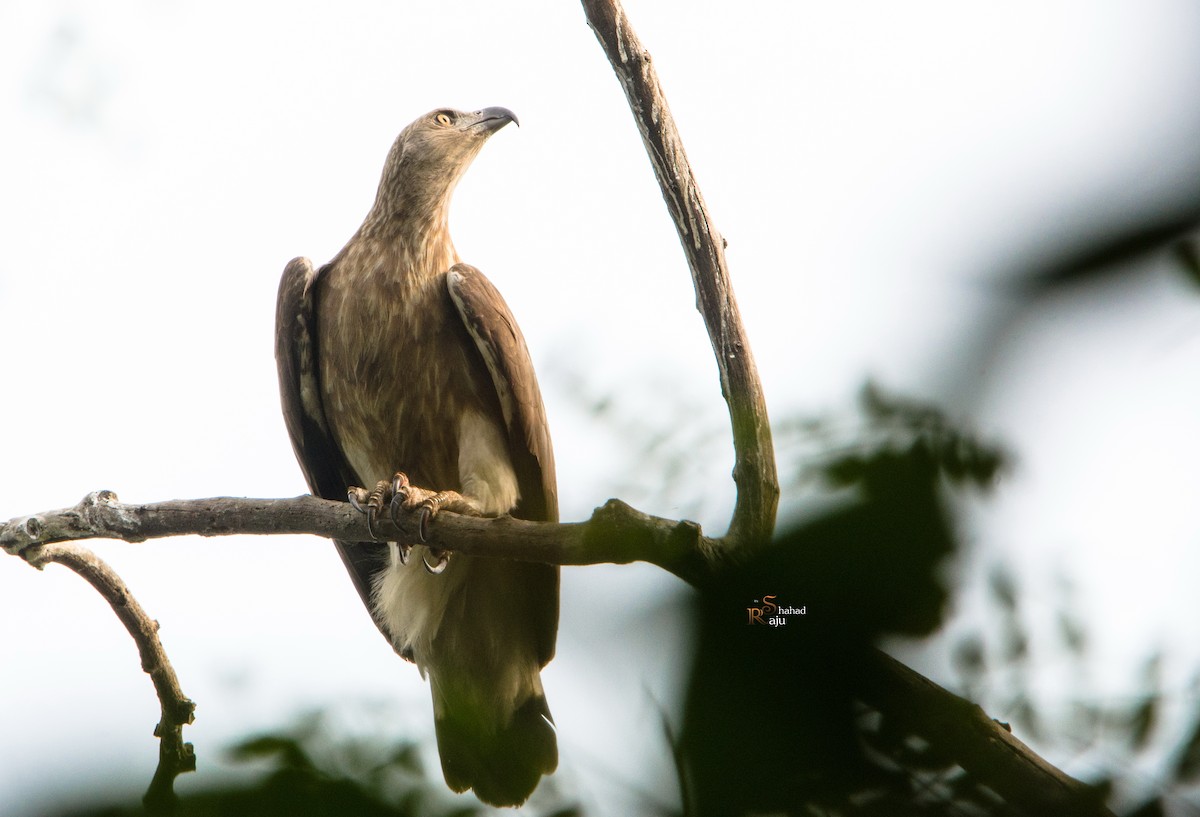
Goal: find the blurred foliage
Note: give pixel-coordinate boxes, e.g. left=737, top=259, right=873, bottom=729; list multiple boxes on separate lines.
left=949, top=568, right=1200, bottom=816
left=676, top=382, right=1200, bottom=815
left=1173, top=237, right=1200, bottom=292
left=678, top=384, right=1021, bottom=815
left=1008, top=209, right=1200, bottom=296
left=51, top=710, right=581, bottom=817
left=666, top=214, right=1200, bottom=815
left=779, top=380, right=1008, bottom=497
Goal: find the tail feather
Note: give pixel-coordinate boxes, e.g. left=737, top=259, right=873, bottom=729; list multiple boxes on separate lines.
left=434, top=690, right=558, bottom=807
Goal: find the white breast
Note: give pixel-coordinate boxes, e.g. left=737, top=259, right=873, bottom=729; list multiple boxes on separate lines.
left=456, top=409, right=520, bottom=516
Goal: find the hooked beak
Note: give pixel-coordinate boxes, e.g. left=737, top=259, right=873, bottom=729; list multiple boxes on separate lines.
left=466, top=106, right=519, bottom=135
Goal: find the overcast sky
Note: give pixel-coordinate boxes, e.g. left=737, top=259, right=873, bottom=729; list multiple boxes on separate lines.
left=3, top=1, right=1200, bottom=813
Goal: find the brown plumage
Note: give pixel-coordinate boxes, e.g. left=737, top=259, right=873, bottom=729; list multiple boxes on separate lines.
left=275, top=107, right=558, bottom=806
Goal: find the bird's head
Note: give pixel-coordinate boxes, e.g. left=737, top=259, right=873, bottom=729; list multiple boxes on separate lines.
left=371, top=106, right=518, bottom=224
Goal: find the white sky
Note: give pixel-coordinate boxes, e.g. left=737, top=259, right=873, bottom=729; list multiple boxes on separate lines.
left=3, top=1, right=1200, bottom=813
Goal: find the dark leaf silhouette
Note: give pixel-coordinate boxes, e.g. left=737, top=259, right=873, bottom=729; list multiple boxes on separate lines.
left=1173, top=718, right=1200, bottom=783
left=1008, top=207, right=1200, bottom=295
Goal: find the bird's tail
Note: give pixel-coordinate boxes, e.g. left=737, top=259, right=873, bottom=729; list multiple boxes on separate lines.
left=432, top=670, right=558, bottom=807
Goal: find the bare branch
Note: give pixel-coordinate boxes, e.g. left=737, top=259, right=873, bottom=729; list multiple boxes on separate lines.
left=580, top=0, right=779, bottom=548
left=21, top=541, right=196, bottom=815
left=3, top=491, right=725, bottom=586
left=5, top=491, right=1114, bottom=810
left=574, top=5, right=1116, bottom=812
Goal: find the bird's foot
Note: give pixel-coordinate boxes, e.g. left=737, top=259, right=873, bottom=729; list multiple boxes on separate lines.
left=347, top=481, right=412, bottom=564
left=387, top=472, right=482, bottom=574
left=348, top=480, right=392, bottom=541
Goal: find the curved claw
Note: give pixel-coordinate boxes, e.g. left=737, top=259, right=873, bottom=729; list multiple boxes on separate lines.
left=391, top=472, right=410, bottom=495
left=395, top=542, right=412, bottom=566
left=417, top=506, right=431, bottom=544
left=422, top=548, right=450, bottom=575
left=349, top=488, right=381, bottom=541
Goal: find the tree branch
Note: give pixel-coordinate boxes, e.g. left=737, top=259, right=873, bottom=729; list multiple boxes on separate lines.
left=20, top=539, right=196, bottom=815
left=580, top=0, right=779, bottom=548
left=577, top=4, right=1113, bottom=813
left=858, top=650, right=1115, bottom=816
left=5, top=491, right=1113, bottom=812
left=3, top=491, right=725, bottom=587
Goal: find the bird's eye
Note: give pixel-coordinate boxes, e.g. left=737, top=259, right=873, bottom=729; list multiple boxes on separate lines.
left=435, top=113, right=453, bottom=126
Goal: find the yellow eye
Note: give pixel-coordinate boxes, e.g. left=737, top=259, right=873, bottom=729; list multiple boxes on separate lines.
left=435, top=112, right=453, bottom=126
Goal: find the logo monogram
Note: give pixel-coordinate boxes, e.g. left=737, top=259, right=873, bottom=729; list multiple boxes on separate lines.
left=746, top=594, right=806, bottom=626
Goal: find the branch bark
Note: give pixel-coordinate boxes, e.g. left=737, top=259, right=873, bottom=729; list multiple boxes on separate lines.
left=3, top=491, right=724, bottom=586
left=4, top=492, right=1113, bottom=813
left=858, top=650, right=1115, bottom=817
left=581, top=0, right=779, bottom=549
left=20, top=539, right=196, bottom=815
left=577, top=3, right=1109, bottom=813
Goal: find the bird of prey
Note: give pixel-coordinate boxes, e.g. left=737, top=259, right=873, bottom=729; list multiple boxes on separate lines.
left=275, top=107, right=558, bottom=807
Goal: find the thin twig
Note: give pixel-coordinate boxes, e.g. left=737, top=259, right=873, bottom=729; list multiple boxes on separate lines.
left=22, top=542, right=196, bottom=815
left=580, top=0, right=779, bottom=548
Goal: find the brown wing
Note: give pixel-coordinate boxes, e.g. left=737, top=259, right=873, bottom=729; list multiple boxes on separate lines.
left=275, top=256, right=389, bottom=620
left=447, top=264, right=559, bottom=665
left=446, top=264, right=558, bottom=523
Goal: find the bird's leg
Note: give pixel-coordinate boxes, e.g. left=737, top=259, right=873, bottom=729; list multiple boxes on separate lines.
left=387, top=471, right=483, bottom=574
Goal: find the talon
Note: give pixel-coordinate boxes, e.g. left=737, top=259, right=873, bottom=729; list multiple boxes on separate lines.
left=417, top=506, right=431, bottom=543
left=417, top=495, right=449, bottom=543
left=393, top=542, right=412, bottom=566
left=348, top=486, right=381, bottom=540
left=423, top=548, right=450, bottom=574
left=350, top=475, right=476, bottom=551
left=391, top=472, right=410, bottom=495
left=363, top=480, right=390, bottom=541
